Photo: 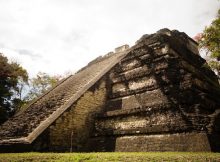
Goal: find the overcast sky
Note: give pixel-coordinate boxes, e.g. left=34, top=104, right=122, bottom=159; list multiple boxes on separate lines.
left=0, top=0, right=219, bottom=77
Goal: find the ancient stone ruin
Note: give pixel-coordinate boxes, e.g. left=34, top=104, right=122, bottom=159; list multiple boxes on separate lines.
left=0, top=29, right=220, bottom=152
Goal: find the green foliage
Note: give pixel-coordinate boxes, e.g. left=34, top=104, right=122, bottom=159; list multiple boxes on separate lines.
left=0, top=53, right=28, bottom=124
left=199, top=9, right=220, bottom=76
left=24, top=72, right=61, bottom=102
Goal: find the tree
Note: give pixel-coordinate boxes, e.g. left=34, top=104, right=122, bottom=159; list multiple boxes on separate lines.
left=25, top=72, right=61, bottom=102
left=0, top=53, right=28, bottom=123
left=199, top=9, right=220, bottom=77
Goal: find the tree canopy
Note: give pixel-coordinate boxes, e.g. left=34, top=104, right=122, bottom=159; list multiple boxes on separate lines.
left=25, top=72, right=61, bottom=102
left=0, top=53, right=28, bottom=123
left=199, top=9, right=220, bottom=77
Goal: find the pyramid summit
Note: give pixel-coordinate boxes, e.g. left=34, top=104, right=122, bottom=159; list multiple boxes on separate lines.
left=1, top=29, right=220, bottom=152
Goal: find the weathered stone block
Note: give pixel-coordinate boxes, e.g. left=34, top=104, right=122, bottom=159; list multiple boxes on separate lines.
left=88, top=133, right=211, bottom=152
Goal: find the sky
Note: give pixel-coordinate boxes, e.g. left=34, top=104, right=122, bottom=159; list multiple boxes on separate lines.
left=0, top=0, right=219, bottom=77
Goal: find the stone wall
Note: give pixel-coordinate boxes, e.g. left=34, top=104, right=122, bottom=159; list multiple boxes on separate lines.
left=89, top=30, right=220, bottom=152
left=89, top=133, right=211, bottom=152
left=45, top=78, right=108, bottom=152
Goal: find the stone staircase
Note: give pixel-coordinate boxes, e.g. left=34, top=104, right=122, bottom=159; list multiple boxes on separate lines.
left=0, top=49, right=129, bottom=143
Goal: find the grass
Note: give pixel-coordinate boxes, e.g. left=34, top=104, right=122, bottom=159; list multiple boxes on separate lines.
left=0, top=152, right=220, bottom=162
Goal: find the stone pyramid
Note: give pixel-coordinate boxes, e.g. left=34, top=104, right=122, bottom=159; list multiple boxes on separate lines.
left=0, top=29, right=220, bottom=152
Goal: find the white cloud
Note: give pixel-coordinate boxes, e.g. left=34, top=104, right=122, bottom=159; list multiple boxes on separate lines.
left=0, top=0, right=219, bottom=77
